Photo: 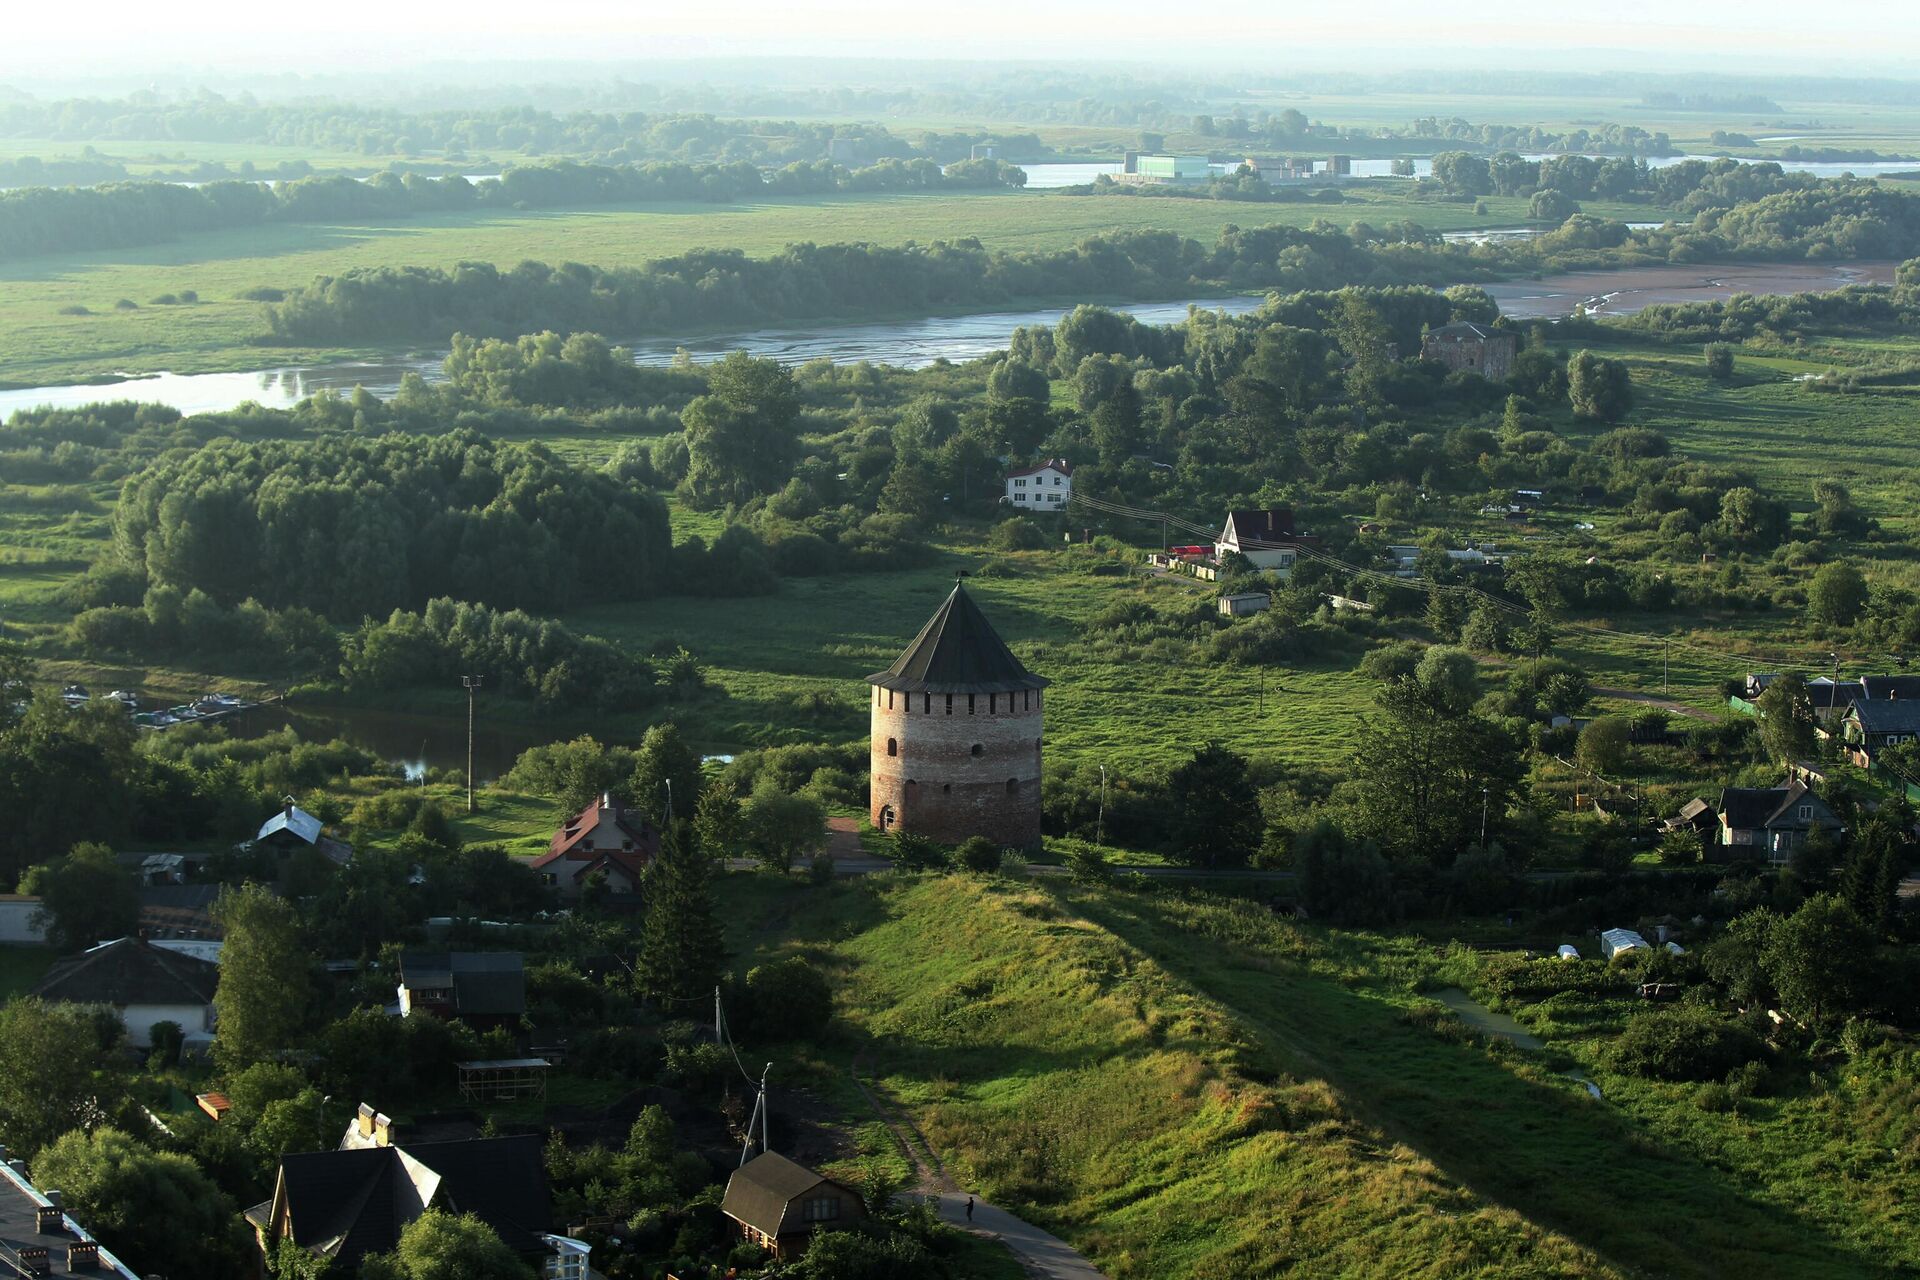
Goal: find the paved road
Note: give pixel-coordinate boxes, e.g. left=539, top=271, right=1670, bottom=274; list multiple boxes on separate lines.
left=851, top=1062, right=1110, bottom=1280
left=931, top=1189, right=1110, bottom=1280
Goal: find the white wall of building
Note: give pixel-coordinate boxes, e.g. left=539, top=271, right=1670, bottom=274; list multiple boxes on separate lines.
left=1005, top=466, right=1071, bottom=508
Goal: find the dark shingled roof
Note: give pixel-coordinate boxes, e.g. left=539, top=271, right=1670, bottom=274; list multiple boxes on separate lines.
left=722, top=1152, right=850, bottom=1237
left=866, top=582, right=1048, bottom=695
left=276, top=1135, right=550, bottom=1267
left=1718, top=782, right=1842, bottom=832
left=398, top=951, right=526, bottom=1017
left=32, top=937, right=218, bottom=1007
left=1861, top=674, right=1920, bottom=702
left=1850, top=699, right=1920, bottom=735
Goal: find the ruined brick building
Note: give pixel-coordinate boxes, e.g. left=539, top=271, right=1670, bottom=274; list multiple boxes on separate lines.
left=867, top=581, right=1045, bottom=848
left=1420, top=320, right=1519, bottom=380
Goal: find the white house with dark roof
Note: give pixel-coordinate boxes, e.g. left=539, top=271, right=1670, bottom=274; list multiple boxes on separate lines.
left=1216, top=508, right=1316, bottom=577
left=29, top=936, right=219, bottom=1048
left=1004, top=458, right=1072, bottom=510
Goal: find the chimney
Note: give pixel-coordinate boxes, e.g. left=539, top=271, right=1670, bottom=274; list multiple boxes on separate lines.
left=356, top=1102, right=375, bottom=1139
left=283, top=795, right=295, bottom=820
left=373, top=1112, right=395, bottom=1147
left=67, top=1242, right=101, bottom=1272
left=36, top=1202, right=64, bottom=1233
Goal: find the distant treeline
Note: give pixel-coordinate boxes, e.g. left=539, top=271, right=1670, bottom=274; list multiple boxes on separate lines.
left=1396, top=118, right=1673, bottom=157
left=260, top=227, right=1492, bottom=347
left=110, top=432, right=672, bottom=618
left=259, top=187, right=1920, bottom=351
left=0, top=156, right=1026, bottom=260
left=0, top=96, right=1044, bottom=169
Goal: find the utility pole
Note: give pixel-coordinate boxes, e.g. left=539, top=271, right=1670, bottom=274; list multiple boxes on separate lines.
left=1259, top=669, right=1266, bottom=715
left=1663, top=638, right=1670, bottom=693
left=1096, top=765, right=1108, bottom=847
left=1480, top=787, right=1490, bottom=848
left=462, top=675, right=483, bottom=813
left=715, top=984, right=724, bottom=1045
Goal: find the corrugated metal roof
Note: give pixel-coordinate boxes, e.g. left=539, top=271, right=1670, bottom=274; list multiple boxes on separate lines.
left=865, top=582, right=1048, bottom=695
left=258, top=805, right=324, bottom=845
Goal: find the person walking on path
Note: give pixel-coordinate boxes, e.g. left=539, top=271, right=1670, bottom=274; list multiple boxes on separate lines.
left=966, top=1196, right=975, bottom=1222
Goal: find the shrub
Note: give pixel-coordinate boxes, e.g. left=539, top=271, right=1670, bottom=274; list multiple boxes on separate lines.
left=743, top=958, right=833, bottom=1041
left=955, top=836, right=1003, bottom=874
left=990, top=516, right=1048, bottom=551
left=57, top=304, right=91, bottom=316
left=1608, top=1007, right=1764, bottom=1081
left=891, top=831, right=948, bottom=871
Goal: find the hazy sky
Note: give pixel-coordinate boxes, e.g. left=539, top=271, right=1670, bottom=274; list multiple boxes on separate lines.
left=4, top=0, right=1917, bottom=75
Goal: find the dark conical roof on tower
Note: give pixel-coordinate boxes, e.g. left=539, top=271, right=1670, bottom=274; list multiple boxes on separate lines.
left=865, top=581, right=1049, bottom=695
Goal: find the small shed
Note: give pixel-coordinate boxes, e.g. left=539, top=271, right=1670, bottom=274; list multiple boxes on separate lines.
left=1600, top=928, right=1648, bottom=960
left=1556, top=944, right=1580, bottom=961
left=1218, top=592, right=1271, bottom=617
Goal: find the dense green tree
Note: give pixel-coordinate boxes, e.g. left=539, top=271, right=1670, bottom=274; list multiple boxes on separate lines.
left=1333, top=294, right=1395, bottom=406
left=1807, top=561, right=1869, bottom=627
left=0, top=997, right=122, bottom=1158
left=692, top=780, right=744, bottom=860
left=955, top=835, right=1005, bottom=873
left=1753, top=673, right=1818, bottom=764
left=0, top=700, right=138, bottom=887
left=1841, top=800, right=1912, bottom=936
left=1567, top=350, right=1633, bottom=422
left=360, top=1210, right=535, bottom=1280
left=1335, top=655, right=1525, bottom=863
left=739, top=783, right=826, bottom=872
left=1704, top=343, right=1735, bottom=381
left=635, top=826, right=726, bottom=1007
left=743, top=958, right=834, bottom=1040
left=34, top=1127, right=252, bottom=1279
left=212, top=883, right=316, bottom=1069
left=1574, top=714, right=1633, bottom=776
left=1715, top=486, right=1790, bottom=549
left=1764, top=893, right=1878, bottom=1024
left=629, top=722, right=705, bottom=826
left=1165, top=742, right=1263, bottom=868
left=1528, top=188, right=1578, bottom=222
left=18, top=841, right=138, bottom=952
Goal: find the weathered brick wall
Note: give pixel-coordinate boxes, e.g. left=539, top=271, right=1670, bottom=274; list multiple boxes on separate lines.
left=1420, top=333, right=1518, bottom=380
left=868, top=684, right=1043, bottom=848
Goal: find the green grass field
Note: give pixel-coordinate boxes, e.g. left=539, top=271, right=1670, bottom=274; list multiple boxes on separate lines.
left=1, top=186, right=1650, bottom=385
left=712, top=872, right=1911, bottom=1279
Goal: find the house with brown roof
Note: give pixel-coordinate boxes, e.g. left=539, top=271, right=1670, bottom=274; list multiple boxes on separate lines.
left=531, top=793, right=660, bottom=902
left=244, top=1131, right=589, bottom=1277
left=1717, top=781, right=1844, bottom=864
left=721, top=1152, right=865, bottom=1260
left=29, top=936, right=219, bottom=1049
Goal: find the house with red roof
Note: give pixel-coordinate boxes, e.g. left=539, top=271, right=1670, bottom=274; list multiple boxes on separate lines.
left=530, top=793, right=660, bottom=902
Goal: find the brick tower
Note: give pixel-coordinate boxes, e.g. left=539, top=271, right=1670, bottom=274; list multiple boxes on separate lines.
left=866, top=581, right=1046, bottom=849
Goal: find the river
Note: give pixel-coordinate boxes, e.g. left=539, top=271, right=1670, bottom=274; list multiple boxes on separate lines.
left=0, top=294, right=1272, bottom=418
left=3, top=258, right=1902, bottom=421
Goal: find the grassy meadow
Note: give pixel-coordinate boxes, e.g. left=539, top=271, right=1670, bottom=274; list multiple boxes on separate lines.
left=712, top=871, right=1912, bottom=1279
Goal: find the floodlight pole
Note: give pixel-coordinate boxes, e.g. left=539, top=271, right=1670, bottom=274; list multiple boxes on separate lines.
left=462, top=675, right=483, bottom=813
